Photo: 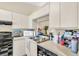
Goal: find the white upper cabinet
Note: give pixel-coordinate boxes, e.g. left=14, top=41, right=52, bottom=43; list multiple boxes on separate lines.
left=60, top=2, right=77, bottom=28
left=12, top=13, right=29, bottom=29
left=0, top=9, right=12, bottom=21
left=77, top=3, right=79, bottom=28
left=49, top=2, right=60, bottom=30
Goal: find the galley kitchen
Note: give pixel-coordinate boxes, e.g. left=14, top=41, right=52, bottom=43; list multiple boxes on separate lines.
left=0, top=2, right=79, bottom=56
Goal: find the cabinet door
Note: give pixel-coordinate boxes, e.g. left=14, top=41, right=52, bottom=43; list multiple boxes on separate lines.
left=13, top=38, right=26, bottom=56
left=12, top=13, right=28, bottom=29
left=0, top=9, right=12, bottom=21
left=49, top=2, right=60, bottom=30
left=25, top=38, right=30, bottom=56
left=78, top=3, right=79, bottom=28
left=30, top=39, right=37, bottom=56
left=60, top=2, right=77, bottom=28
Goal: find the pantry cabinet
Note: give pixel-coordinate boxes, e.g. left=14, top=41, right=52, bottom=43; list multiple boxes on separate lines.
left=0, top=9, right=12, bottom=21
left=60, top=2, right=77, bottom=28
left=49, top=2, right=60, bottom=30
left=12, top=13, right=28, bottom=29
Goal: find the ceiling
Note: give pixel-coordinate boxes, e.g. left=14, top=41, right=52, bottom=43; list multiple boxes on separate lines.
left=24, top=2, right=47, bottom=7
left=0, top=2, right=47, bottom=15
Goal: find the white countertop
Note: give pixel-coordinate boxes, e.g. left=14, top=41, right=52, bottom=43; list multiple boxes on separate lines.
left=13, top=37, right=25, bottom=41
left=38, top=40, right=79, bottom=56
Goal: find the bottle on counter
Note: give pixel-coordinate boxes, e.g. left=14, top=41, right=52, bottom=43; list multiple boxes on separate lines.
left=60, top=33, right=65, bottom=46
left=71, top=36, right=78, bottom=56
left=49, top=33, right=54, bottom=40
left=53, top=35, right=58, bottom=44
left=57, top=32, right=61, bottom=44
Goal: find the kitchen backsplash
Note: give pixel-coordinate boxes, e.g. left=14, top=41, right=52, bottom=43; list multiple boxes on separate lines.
left=12, top=29, right=23, bottom=37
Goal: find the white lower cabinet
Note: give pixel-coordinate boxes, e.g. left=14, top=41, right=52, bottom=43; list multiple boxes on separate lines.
left=30, top=39, right=37, bottom=56
left=13, top=37, right=37, bottom=56
left=49, top=2, right=60, bottom=29
left=25, top=38, right=30, bottom=56
left=13, top=37, right=26, bottom=56
left=25, top=37, right=37, bottom=56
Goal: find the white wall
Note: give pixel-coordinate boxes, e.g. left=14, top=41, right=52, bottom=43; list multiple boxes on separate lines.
left=28, top=16, right=33, bottom=29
